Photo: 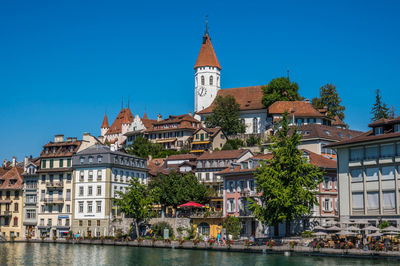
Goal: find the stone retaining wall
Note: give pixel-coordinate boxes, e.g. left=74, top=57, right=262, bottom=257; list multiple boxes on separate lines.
left=5, top=239, right=400, bottom=260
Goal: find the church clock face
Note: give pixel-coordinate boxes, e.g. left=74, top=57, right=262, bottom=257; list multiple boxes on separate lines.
left=198, top=87, right=207, bottom=96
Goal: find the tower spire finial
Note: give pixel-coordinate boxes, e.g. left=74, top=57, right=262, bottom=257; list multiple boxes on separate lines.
left=205, top=15, right=209, bottom=35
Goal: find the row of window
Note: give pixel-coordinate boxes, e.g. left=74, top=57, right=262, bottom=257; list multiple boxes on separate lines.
left=149, top=131, right=185, bottom=140
left=350, top=166, right=400, bottom=182
left=78, top=186, right=102, bottom=197
left=196, top=74, right=219, bottom=86
left=226, top=180, right=256, bottom=193
left=78, top=219, right=101, bottom=227
left=41, top=174, right=72, bottom=183
left=350, top=143, right=400, bottom=161
left=374, top=124, right=400, bottom=135
left=0, top=202, right=19, bottom=212
left=226, top=198, right=254, bottom=213
left=42, top=159, right=71, bottom=169
left=352, top=190, right=397, bottom=210
left=41, top=189, right=71, bottom=199
left=40, top=204, right=71, bottom=213
left=78, top=201, right=102, bottom=213
left=197, top=160, right=234, bottom=169
left=0, top=191, right=19, bottom=199
left=39, top=218, right=70, bottom=226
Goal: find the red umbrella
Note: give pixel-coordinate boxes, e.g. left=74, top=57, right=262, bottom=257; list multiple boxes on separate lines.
left=178, top=201, right=205, bottom=208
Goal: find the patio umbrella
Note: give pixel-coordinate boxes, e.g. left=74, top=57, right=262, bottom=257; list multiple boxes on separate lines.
left=346, top=226, right=360, bottom=231
left=336, top=231, right=357, bottom=236
left=367, top=232, right=383, bottom=237
left=325, top=220, right=338, bottom=226
left=326, top=226, right=341, bottom=231
left=177, top=201, right=205, bottom=208
left=352, top=220, right=368, bottom=225
left=313, top=232, right=327, bottom=238
left=383, top=231, right=399, bottom=236
left=313, top=225, right=325, bottom=231
left=363, top=226, right=379, bottom=231
left=381, top=226, right=400, bottom=232
left=340, top=220, right=352, bottom=225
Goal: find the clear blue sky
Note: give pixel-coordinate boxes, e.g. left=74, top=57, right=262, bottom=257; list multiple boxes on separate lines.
left=1, top=0, right=399, bottom=161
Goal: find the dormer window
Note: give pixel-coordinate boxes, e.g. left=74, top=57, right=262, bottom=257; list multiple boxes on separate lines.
left=394, top=124, right=400, bottom=133
left=374, top=127, right=383, bottom=135
left=324, top=130, right=331, bottom=135
left=80, top=157, right=85, bottom=164
left=88, top=157, right=93, bottom=163
left=305, top=130, right=311, bottom=135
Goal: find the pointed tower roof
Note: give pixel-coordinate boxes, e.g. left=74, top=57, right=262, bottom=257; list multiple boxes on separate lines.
left=194, top=33, right=221, bottom=70
left=101, top=113, right=109, bottom=128
left=143, top=112, right=148, bottom=119
left=105, top=108, right=134, bottom=135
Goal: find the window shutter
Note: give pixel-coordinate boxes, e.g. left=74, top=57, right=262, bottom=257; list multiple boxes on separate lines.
left=330, top=199, right=333, bottom=211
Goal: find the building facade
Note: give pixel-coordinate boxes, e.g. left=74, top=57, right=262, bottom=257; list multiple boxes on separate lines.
left=190, top=128, right=227, bottom=154
left=0, top=165, right=24, bottom=240
left=71, top=145, right=148, bottom=237
left=327, top=117, right=400, bottom=226
left=22, top=157, right=40, bottom=239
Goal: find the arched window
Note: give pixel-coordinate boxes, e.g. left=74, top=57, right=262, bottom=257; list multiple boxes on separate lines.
left=209, top=76, right=213, bottom=85
left=201, top=76, right=205, bottom=85
left=13, top=217, right=18, bottom=227
left=198, top=222, right=210, bottom=235
left=253, top=118, right=258, bottom=133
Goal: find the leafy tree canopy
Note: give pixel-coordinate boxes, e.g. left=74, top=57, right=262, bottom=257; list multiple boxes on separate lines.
left=371, top=89, right=390, bottom=122
left=248, top=112, right=323, bottom=236
left=311, top=84, right=346, bottom=121
left=221, top=216, right=241, bottom=240
left=222, top=139, right=244, bottom=150
left=114, top=179, right=156, bottom=237
left=149, top=171, right=209, bottom=209
left=205, top=95, right=246, bottom=135
left=127, top=135, right=189, bottom=158
left=262, top=77, right=302, bottom=107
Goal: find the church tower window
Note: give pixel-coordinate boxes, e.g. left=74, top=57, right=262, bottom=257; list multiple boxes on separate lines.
left=209, top=76, right=213, bottom=85
left=201, top=76, right=205, bottom=85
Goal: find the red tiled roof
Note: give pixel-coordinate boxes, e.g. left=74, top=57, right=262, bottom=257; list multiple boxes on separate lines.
left=252, top=153, right=273, bottom=160
left=268, top=101, right=324, bottom=117
left=194, top=33, right=221, bottom=70
left=106, top=108, right=134, bottom=135
left=325, top=130, right=400, bottom=148
left=148, top=158, right=166, bottom=176
left=101, top=113, right=109, bottom=128
left=0, top=167, right=24, bottom=190
left=368, top=116, right=400, bottom=127
left=193, top=127, right=222, bottom=138
left=332, top=115, right=346, bottom=127
left=304, top=150, right=337, bottom=169
left=198, top=149, right=251, bottom=160
left=197, top=85, right=265, bottom=114
left=41, top=141, right=82, bottom=158
left=292, top=124, right=362, bottom=142
left=166, top=154, right=198, bottom=161
left=146, top=114, right=201, bottom=132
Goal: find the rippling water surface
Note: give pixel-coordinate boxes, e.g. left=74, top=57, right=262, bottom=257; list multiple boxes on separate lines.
left=0, top=243, right=398, bottom=266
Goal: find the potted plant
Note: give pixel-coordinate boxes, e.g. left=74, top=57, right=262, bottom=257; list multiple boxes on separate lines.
left=41, top=235, right=46, bottom=242
left=178, top=238, right=185, bottom=246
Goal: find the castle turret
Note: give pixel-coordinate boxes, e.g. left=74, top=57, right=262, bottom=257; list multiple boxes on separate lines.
left=101, top=113, right=110, bottom=137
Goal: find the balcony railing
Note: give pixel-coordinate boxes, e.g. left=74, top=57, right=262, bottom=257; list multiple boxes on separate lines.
left=190, top=211, right=223, bottom=219
left=43, top=197, right=64, bottom=204
left=0, top=211, right=12, bottom=216
left=46, top=182, right=64, bottom=189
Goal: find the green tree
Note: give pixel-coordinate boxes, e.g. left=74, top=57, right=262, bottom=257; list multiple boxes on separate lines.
left=127, top=135, right=188, bottom=158
left=371, top=89, right=389, bottom=121
left=114, top=179, right=155, bottom=238
left=149, top=171, right=209, bottom=210
left=205, top=95, right=245, bottom=135
left=311, top=84, right=346, bottom=121
left=388, top=105, right=397, bottom=119
left=248, top=112, right=323, bottom=236
left=262, top=77, right=302, bottom=107
left=221, top=216, right=241, bottom=240
left=222, top=139, right=244, bottom=150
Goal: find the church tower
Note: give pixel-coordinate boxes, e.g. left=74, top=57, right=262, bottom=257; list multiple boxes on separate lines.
left=194, top=23, right=221, bottom=113
left=100, top=113, right=110, bottom=137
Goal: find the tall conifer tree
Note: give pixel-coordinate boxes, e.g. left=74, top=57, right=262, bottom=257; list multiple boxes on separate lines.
left=371, top=89, right=389, bottom=121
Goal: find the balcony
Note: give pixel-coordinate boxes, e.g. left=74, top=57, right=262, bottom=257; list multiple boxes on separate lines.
left=190, top=211, right=223, bottom=219
left=0, top=210, right=12, bottom=216
left=46, top=182, right=64, bottom=190
left=43, top=197, right=64, bottom=204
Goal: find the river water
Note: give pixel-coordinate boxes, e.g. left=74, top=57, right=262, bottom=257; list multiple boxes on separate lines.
left=0, top=243, right=398, bottom=266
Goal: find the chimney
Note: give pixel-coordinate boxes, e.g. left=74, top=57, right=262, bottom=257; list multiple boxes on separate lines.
left=12, top=156, right=16, bottom=167
left=54, top=134, right=64, bottom=143
left=83, top=132, right=91, bottom=141
left=305, top=99, right=310, bottom=103
left=3, top=159, right=7, bottom=168
left=72, top=137, right=77, bottom=142
left=189, top=111, right=192, bottom=117
left=157, top=114, right=162, bottom=122
left=148, top=155, right=153, bottom=161
left=24, top=156, right=29, bottom=167
left=66, top=137, right=72, bottom=142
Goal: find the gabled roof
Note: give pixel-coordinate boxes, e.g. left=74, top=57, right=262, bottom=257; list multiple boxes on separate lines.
left=304, top=150, right=337, bottom=169
left=41, top=141, right=82, bottom=158
left=0, top=167, right=24, bottom=190
left=292, top=124, right=362, bottom=142
left=106, top=108, right=134, bottom=135
left=194, top=33, right=221, bottom=70
left=368, top=116, right=400, bottom=127
left=101, top=113, right=109, bottom=128
left=166, top=153, right=198, bottom=161
left=332, top=115, right=346, bottom=127
left=268, top=101, right=325, bottom=117
left=193, top=127, right=223, bottom=138
left=198, top=149, right=251, bottom=160
left=197, top=85, right=265, bottom=114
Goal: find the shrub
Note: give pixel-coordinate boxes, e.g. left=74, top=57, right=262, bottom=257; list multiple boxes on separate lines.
left=378, top=221, right=390, bottom=230
left=178, top=238, right=185, bottom=245
left=192, top=239, right=200, bottom=246
left=40, top=236, right=46, bottom=241
left=208, top=239, right=215, bottom=246
left=53, top=236, right=58, bottom=241
left=246, top=135, right=261, bottom=147
left=221, top=216, right=241, bottom=240
left=152, top=222, right=174, bottom=239
left=301, top=231, right=314, bottom=238
left=222, top=139, right=244, bottom=150
left=185, top=225, right=196, bottom=240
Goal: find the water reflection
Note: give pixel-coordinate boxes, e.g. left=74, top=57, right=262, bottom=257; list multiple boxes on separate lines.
left=0, top=243, right=398, bottom=266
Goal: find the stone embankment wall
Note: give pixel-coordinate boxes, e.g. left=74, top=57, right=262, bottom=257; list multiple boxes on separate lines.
left=148, top=218, right=191, bottom=238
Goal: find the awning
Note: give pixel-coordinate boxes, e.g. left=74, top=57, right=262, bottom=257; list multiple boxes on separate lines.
left=156, top=138, right=177, bottom=143
left=192, top=141, right=210, bottom=145
left=58, top=215, right=69, bottom=219
left=190, top=150, right=204, bottom=153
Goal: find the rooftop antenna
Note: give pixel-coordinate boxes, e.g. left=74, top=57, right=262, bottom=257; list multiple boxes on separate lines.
left=205, top=15, right=209, bottom=35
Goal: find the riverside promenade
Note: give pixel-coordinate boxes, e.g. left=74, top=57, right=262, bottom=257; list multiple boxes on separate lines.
left=4, top=239, right=400, bottom=261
